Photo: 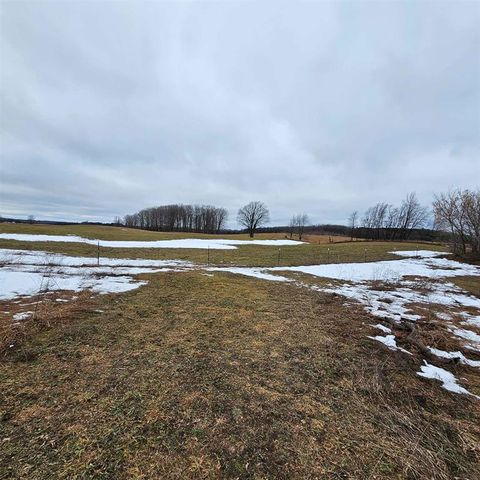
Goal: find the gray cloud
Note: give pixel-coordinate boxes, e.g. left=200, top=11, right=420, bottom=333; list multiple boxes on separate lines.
left=1, top=0, right=479, bottom=226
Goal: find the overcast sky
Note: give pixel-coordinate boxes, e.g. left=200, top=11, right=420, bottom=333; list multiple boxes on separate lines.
left=1, top=1, right=479, bottom=226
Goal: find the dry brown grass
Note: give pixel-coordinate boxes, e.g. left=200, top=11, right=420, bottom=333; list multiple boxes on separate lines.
left=0, top=291, right=94, bottom=359
left=1, top=271, right=479, bottom=479
left=302, top=233, right=364, bottom=244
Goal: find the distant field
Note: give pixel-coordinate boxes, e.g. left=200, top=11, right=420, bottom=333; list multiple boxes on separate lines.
left=0, top=223, right=446, bottom=267
left=0, top=223, right=288, bottom=241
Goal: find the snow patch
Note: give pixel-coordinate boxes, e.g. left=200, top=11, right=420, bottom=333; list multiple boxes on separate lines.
left=417, top=362, right=476, bottom=397
left=0, top=249, right=191, bottom=300
left=12, top=311, right=32, bottom=321
left=372, top=323, right=392, bottom=334
left=210, top=267, right=290, bottom=282
left=0, top=234, right=304, bottom=250
left=427, top=347, right=480, bottom=368
left=391, top=250, right=448, bottom=258
left=368, top=334, right=411, bottom=354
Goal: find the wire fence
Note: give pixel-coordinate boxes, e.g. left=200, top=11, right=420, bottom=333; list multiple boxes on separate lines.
left=202, top=245, right=427, bottom=268
left=90, top=241, right=430, bottom=268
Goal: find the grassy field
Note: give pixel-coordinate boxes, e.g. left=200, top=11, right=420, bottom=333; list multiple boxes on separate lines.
left=0, top=224, right=446, bottom=267
left=1, top=271, right=479, bottom=479
left=1, top=224, right=478, bottom=479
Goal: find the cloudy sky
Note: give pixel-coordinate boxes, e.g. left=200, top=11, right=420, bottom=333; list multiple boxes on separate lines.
left=1, top=1, right=479, bottom=226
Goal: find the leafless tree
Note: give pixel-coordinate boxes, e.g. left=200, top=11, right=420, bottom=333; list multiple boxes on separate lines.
left=237, top=201, right=270, bottom=237
left=27, top=215, right=35, bottom=224
left=434, top=189, right=480, bottom=256
left=348, top=211, right=358, bottom=240
left=288, top=216, right=296, bottom=239
left=397, top=193, right=429, bottom=239
left=290, top=213, right=309, bottom=240
left=360, top=193, right=428, bottom=241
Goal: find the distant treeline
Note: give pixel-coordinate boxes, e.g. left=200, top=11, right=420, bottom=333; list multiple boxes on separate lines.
left=253, top=224, right=445, bottom=242
left=0, top=217, right=114, bottom=226
left=122, top=204, right=228, bottom=234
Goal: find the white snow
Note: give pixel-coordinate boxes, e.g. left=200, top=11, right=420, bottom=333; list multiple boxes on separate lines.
left=1, top=248, right=191, bottom=268
left=368, top=333, right=411, bottom=354
left=0, top=233, right=304, bottom=250
left=450, top=327, right=480, bottom=344
left=449, top=327, right=480, bottom=352
left=391, top=250, right=448, bottom=258
left=460, top=313, right=480, bottom=328
left=368, top=334, right=397, bottom=349
left=210, top=267, right=291, bottom=282
left=0, top=248, right=191, bottom=300
left=271, top=256, right=479, bottom=282
left=12, top=311, right=32, bottom=322
left=372, top=323, right=392, bottom=334
left=417, top=362, right=475, bottom=396
left=427, top=347, right=480, bottom=367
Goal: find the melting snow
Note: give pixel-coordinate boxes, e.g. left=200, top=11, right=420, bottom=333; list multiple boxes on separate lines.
left=12, top=311, right=32, bottom=322
left=368, top=334, right=397, bottom=349
left=209, top=267, right=290, bottom=282
left=391, top=250, right=448, bottom=258
left=270, top=256, right=479, bottom=282
left=207, top=250, right=480, bottom=397
left=368, top=333, right=412, bottom=354
left=449, top=327, right=480, bottom=352
left=417, top=362, right=476, bottom=397
left=0, top=249, right=191, bottom=300
left=0, top=233, right=304, bottom=250
left=372, top=323, right=392, bottom=334
left=2, top=246, right=479, bottom=398
left=461, top=313, right=480, bottom=328
left=427, top=347, right=480, bottom=367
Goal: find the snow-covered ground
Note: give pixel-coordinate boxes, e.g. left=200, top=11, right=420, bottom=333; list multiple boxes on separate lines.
left=0, top=233, right=304, bottom=250
left=0, top=249, right=191, bottom=300
left=271, top=252, right=478, bottom=282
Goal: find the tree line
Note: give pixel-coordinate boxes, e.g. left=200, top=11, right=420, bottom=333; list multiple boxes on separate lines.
left=350, top=193, right=430, bottom=241
left=123, top=204, right=228, bottom=234
left=118, top=189, right=480, bottom=257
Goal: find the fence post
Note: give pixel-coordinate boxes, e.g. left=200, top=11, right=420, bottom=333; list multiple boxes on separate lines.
left=327, top=248, right=330, bottom=263
left=207, top=245, right=210, bottom=265
left=277, top=248, right=281, bottom=266
left=97, top=241, right=100, bottom=266
left=364, top=248, right=367, bottom=262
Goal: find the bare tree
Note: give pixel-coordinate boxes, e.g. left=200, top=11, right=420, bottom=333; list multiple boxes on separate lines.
left=27, top=215, right=35, bottom=224
left=295, top=213, right=309, bottom=240
left=288, top=216, right=296, bottom=239
left=397, top=193, right=429, bottom=239
left=360, top=193, right=428, bottom=241
left=237, top=201, right=270, bottom=237
left=434, top=189, right=480, bottom=256
left=348, top=211, right=358, bottom=240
